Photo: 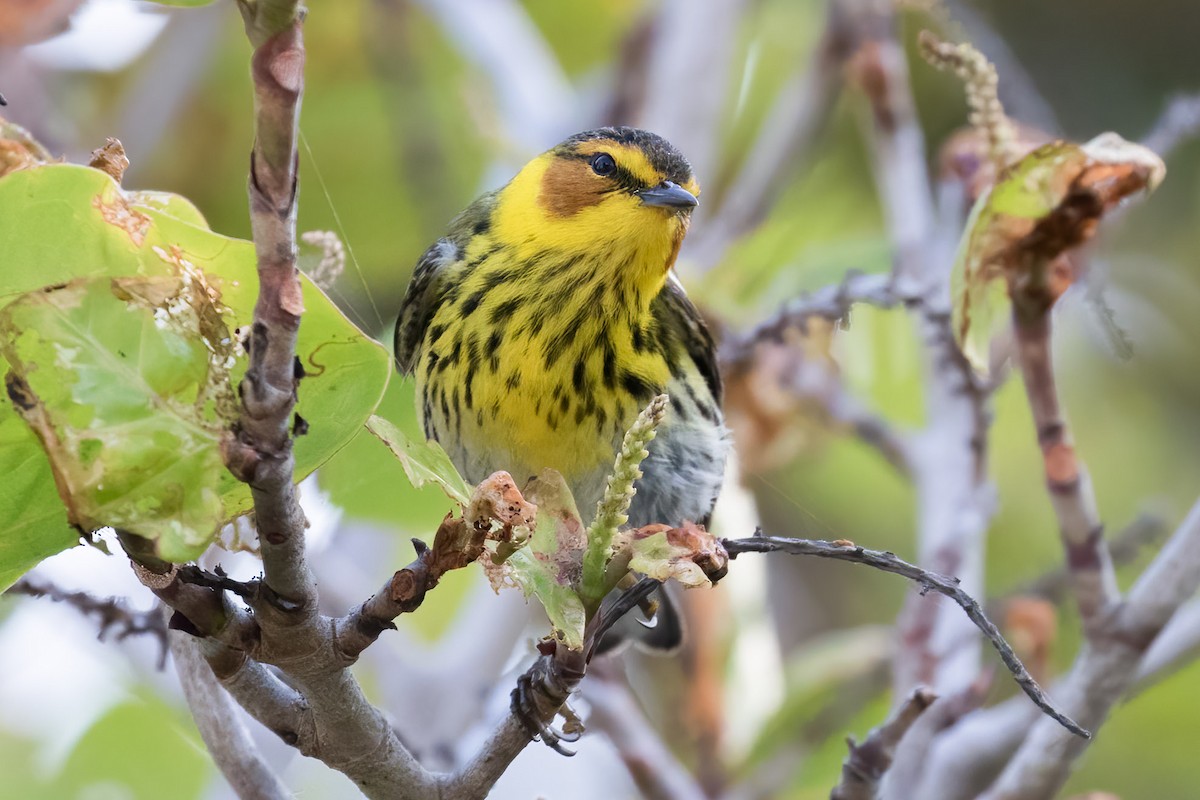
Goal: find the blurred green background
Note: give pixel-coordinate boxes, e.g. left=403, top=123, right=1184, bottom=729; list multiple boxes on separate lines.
left=2, top=0, right=1199, bottom=797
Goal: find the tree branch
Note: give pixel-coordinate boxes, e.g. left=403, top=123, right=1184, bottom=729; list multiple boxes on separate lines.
left=199, top=637, right=317, bottom=755
left=5, top=575, right=168, bottom=665
left=987, top=512, right=1166, bottom=617
left=840, top=4, right=996, bottom=706
left=846, top=3, right=937, bottom=293
left=224, top=1, right=312, bottom=606
left=721, top=272, right=900, bottom=368
left=444, top=648, right=587, bottom=798
left=171, top=630, right=292, bottom=800
left=723, top=534, right=1087, bottom=738
left=336, top=542, right=448, bottom=660
left=831, top=686, right=938, bottom=800
left=1134, top=597, right=1200, bottom=692
left=118, top=7, right=444, bottom=798
left=1141, top=92, right=1200, bottom=159
left=911, top=568, right=1200, bottom=800
left=720, top=272, right=914, bottom=476
left=979, top=498, right=1200, bottom=799
left=1011, top=306, right=1120, bottom=629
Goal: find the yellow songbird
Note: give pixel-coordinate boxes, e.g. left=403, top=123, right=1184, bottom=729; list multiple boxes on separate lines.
left=394, top=127, right=728, bottom=649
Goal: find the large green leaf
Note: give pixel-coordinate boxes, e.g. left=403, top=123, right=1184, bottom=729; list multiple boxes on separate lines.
left=1, top=276, right=234, bottom=562
left=0, top=164, right=390, bottom=586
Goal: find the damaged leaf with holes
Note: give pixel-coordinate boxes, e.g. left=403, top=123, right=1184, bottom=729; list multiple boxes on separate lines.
left=1, top=275, right=236, bottom=561
left=951, top=134, right=1166, bottom=375
left=615, top=522, right=729, bottom=589
left=0, top=158, right=390, bottom=589
left=371, top=395, right=729, bottom=651
left=366, top=411, right=588, bottom=646
left=482, top=469, right=587, bottom=650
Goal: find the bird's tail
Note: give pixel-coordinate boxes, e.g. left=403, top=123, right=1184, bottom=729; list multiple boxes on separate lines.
left=593, top=582, right=685, bottom=655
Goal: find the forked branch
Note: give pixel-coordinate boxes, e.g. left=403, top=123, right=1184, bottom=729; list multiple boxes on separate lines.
left=723, top=534, right=1088, bottom=738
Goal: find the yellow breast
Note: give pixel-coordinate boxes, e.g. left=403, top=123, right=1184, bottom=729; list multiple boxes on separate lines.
left=416, top=238, right=675, bottom=485
left=414, top=146, right=694, bottom=486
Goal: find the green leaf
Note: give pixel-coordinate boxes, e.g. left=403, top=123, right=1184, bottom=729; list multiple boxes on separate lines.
left=620, top=523, right=725, bottom=589
left=127, top=190, right=210, bottom=228
left=55, top=696, right=211, bottom=800
left=950, top=135, right=1165, bottom=376
left=950, top=144, right=1088, bottom=375
left=0, top=163, right=390, bottom=586
left=493, top=470, right=587, bottom=650
left=1, top=276, right=234, bottom=562
left=365, top=414, right=471, bottom=506
left=505, top=547, right=587, bottom=651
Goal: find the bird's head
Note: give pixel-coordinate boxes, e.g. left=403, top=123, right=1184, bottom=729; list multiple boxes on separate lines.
left=493, top=127, right=699, bottom=292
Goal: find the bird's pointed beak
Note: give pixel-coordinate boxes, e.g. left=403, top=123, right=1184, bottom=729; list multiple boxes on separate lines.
left=637, top=181, right=698, bottom=209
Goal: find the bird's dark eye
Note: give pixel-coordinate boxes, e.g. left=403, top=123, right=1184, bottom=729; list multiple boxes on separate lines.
left=590, top=153, right=616, bottom=176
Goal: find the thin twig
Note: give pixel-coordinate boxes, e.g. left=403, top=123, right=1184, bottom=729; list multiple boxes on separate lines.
left=910, top=502, right=1200, bottom=799
left=830, top=686, right=938, bottom=800
left=1011, top=303, right=1120, bottom=628
left=6, top=576, right=169, bottom=667
left=881, top=677, right=994, bottom=799
left=721, top=271, right=900, bottom=368
left=171, top=630, right=292, bottom=800
left=723, top=534, right=1089, bottom=738
left=721, top=273, right=914, bottom=478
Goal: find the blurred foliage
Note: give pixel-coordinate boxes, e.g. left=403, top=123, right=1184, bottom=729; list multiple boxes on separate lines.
left=0, top=693, right=209, bottom=800
left=2, top=0, right=1200, bottom=797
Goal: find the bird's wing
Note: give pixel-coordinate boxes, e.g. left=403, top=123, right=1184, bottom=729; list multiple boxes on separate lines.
left=393, top=192, right=498, bottom=374
left=656, top=274, right=722, bottom=403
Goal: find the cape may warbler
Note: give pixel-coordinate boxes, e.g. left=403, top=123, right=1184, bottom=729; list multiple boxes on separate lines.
left=394, top=128, right=728, bottom=648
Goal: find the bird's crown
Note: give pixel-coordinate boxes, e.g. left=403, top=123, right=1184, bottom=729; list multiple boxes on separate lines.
left=533, top=127, right=700, bottom=218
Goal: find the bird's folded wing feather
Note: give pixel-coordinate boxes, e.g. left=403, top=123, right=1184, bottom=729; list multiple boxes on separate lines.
left=654, top=275, right=723, bottom=403
left=393, top=192, right=498, bottom=374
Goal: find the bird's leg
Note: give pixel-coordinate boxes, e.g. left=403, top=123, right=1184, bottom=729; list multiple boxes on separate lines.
left=510, top=652, right=584, bottom=756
